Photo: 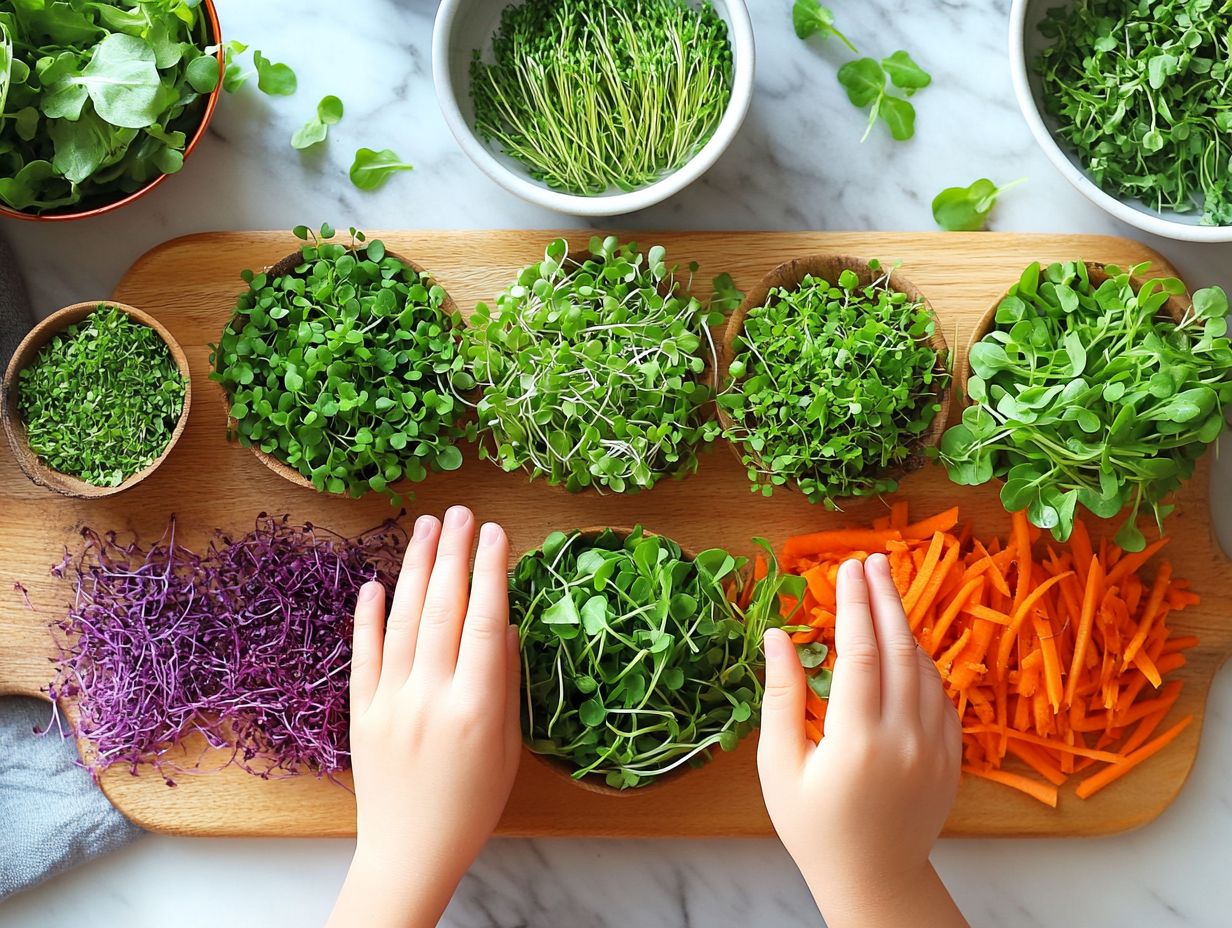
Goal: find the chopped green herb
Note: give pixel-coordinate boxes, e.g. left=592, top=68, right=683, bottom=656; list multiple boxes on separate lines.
left=1036, top=0, right=1232, bottom=224
left=719, top=262, right=949, bottom=506
left=464, top=236, right=722, bottom=493
left=17, top=304, right=185, bottom=486
left=514, top=527, right=805, bottom=789
left=209, top=224, right=473, bottom=503
left=469, top=0, right=733, bottom=195
left=941, top=261, right=1232, bottom=549
left=932, top=177, right=1025, bottom=232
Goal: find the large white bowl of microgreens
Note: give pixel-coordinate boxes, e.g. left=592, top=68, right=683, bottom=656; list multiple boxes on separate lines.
left=1010, top=0, right=1232, bottom=241
left=432, top=0, right=754, bottom=217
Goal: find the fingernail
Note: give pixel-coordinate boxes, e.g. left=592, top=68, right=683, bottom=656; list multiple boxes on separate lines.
left=866, top=553, right=890, bottom=577
left=444, top=506, right=470, bottom=528
left=479, top=522, right=503, bottom=546
left=413, top=515, right=436, bottom=539
left=359, top=581, right=381, bottom=602
left=840, top=558, right=864, bottom=580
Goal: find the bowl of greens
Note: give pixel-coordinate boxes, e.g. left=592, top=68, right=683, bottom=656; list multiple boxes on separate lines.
left=0, top=0, right=224, bottom=221
left=465, top=236, right=722, bottom=494
left=2, top=300, right=190, bottom=497
left=512, top=525, right=803, bottom=793
left=1010, top=0, right=1232, bottom=241
left=210, top=225, right=475, bottom=505
left=432, top=0, right=754, bottom=217
left=943, top=259, right=1232, bottom=551
left=718, top=255, right=951, bottom=509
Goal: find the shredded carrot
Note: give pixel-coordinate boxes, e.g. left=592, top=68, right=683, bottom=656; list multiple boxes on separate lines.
left=1064, top=556, right=1105, bottom=708
left=783, top=502, right=1199, bottom=807
left=1075, top=716, right=1194, bottom=799
left=963, top=765, right=1059, bottom=807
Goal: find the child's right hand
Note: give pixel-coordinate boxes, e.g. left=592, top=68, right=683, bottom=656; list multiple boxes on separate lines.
left=757, top=553, right=968, bottom=928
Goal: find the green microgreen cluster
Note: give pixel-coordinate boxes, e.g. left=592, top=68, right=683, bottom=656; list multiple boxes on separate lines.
left=17, top=304, right=185, bottom=486
left=1035, top=0, right=1232, bottom=224
left=931, top=177, right=1025, bottom=232
left=719, top=263, right=949, bottom=506
left=465, top=236, right=722, bottom=494
left=469, top=0, right=733, bottom=194
left=513, top=527, right=806, bottom=789
left=0, top=0, right=219, bottom=213
left=942, top=261, right=1232, bottom=550
left=210, top=224, right=473, bottom=504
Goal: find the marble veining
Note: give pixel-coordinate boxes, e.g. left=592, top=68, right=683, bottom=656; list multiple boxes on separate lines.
left=3, top=0, right=1232, bottom=924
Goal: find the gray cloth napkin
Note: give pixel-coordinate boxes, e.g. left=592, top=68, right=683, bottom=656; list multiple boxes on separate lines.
left=0, top=234, right=144, bottom=899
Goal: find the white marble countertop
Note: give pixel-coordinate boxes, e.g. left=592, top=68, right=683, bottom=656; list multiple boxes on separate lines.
left=4, top=0, right=1232, bottom=925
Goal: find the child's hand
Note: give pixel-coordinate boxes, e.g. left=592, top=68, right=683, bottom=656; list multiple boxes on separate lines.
left=757, top=553, right=967, bottom=928
left=328, top=507, right=521, bottom=928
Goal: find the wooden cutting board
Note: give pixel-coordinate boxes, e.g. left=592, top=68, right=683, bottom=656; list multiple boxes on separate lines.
left=1, top=231, right=1228, bottom=838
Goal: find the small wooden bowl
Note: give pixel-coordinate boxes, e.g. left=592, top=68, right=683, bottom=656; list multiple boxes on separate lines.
left=219, top=246, right=464, bottom=493
left=958, top=260, right=1190, bottom=401
left=519, top=526, right=711, bottom=797
left=1, top=301, right=191, bottom=498
left=718, top=255, right=952, bottom=505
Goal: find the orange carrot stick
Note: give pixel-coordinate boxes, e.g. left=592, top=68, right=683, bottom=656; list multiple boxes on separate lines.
left=963, top=765, right=1058, bottom=807
left=1075, top=716, right=1194, bottom=799
left=1064, top=555, right=1105, bottom=708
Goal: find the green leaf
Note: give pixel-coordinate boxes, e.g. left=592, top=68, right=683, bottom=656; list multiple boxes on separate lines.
left=435, top=444, right=463, bottom=471
left=878, top=95, right=916, bottom=141
left=253, top=50, right=297, bottom=96
left=0, top=22, right=13, bottom=121
left=836, top=57, right=884, bottom=107
left=791, top=0, right=857, bottom=52
left=349, top=147, right=414, bottom=191
left=185, top=53, right=220, bottom=94
left=317, top=94, right=344, bottom=125
left=291, top=95, right=344, bottom=151
left=542, top=594, right=580, bottom=626
left=76, top=33, right=163, bottom=129
left=931, top=178, right=1025, bottom=232
left=881, top=50, right=931, bottom=93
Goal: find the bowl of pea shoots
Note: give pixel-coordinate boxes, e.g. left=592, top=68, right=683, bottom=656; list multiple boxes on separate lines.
left=2, top=301, right=191, bottom=497
left=432, top=0, right=754, bottom=216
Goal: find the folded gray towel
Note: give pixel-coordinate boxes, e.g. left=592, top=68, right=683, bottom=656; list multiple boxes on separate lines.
left=0, top=235, right=144, bottom=899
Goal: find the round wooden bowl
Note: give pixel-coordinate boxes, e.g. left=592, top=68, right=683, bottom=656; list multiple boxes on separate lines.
left=1, top=301, right=192, bottom=498
left=0, top=0, right=224, bottom=223
left=219, top=246, right=465, bottom=493
left=717, top=254, right=952, bottom=505
left=519, top=525, right=716, bottom=797
left=958, top=260, right=1190, bottom=401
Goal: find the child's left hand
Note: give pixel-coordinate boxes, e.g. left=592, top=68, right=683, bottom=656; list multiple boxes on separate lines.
left=328, top=506, right=522, bottom=928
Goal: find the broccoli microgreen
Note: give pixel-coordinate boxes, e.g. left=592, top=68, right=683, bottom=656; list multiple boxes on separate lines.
left=209, top=224, right=473, bottom=504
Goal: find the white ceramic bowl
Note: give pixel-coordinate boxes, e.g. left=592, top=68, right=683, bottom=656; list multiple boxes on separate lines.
left=432, top=0, right=754, bottom=217
left=1009, top=0, right=1232, bottom=243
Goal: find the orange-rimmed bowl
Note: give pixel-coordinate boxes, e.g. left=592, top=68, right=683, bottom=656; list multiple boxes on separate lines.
left=0, top=0, right=224, bottom=223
